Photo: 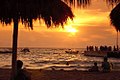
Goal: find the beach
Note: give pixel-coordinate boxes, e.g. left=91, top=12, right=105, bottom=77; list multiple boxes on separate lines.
left=1, top=68, right=120, bottom=80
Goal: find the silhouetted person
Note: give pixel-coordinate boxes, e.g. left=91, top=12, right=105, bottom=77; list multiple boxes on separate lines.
left=89, top=62, right=99, bottom=72
left=95, top=46, right=98, bottom=51
left=66, top=61, right=69, bottom=66
left=113, top=46, right=117, bottom=51
left=101, top=57, right=111, bottom=72
left=87, top=46, right=89, bottom=51
left=14, top=60, right=31, bottom=80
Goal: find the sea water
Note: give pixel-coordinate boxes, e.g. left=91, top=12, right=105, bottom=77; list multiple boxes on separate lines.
left=0, top=48, right=120, bottom=71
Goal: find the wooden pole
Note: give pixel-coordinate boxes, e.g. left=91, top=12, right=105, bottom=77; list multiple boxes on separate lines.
left=11, top=19, right=18, bottom=80
left=116, top=31, right=118, bottom=51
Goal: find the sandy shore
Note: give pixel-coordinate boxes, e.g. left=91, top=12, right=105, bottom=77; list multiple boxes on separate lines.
left=1, top=68, right=120, bottom=80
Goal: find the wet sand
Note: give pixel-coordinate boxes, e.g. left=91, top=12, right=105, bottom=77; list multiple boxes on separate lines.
left=0, top=68, right=120, bottom=80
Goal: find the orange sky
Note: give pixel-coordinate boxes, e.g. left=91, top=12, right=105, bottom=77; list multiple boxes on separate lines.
left=0, top=0, right=119, bottom=48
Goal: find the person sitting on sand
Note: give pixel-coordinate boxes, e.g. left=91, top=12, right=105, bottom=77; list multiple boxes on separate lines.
left=14, top=60, right=31, bottom=80
left=89, top=62, right=99, bottom=72
left=101, top=57, right=111, bottom=72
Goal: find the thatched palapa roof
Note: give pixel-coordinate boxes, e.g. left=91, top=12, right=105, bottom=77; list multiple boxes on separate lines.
left=0, top=0, right=74, bottom=28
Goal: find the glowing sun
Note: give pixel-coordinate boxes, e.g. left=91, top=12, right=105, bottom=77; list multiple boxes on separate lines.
left=65, top=26, right=78, bottom=33
left=64, top=26, right=78, bottom=36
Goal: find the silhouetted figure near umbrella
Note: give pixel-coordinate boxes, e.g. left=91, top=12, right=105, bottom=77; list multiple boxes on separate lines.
left=89, top=62, right=99, bottom=72
left=14, top=60, right=31, bottom=80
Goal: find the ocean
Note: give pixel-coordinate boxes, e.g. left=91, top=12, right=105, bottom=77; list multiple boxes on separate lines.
left=0, top=48, right=120, bottom=71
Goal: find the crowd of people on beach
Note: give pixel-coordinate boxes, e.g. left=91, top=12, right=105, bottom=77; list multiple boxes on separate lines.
left=86, top=45, right=119, bottom=52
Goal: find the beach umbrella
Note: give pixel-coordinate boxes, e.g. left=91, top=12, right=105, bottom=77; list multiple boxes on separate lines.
left=110, top=3, right=120, bottom=50
left=110, top=3, right=120, bottom=31
left=0, top=0, right=74, bottom=79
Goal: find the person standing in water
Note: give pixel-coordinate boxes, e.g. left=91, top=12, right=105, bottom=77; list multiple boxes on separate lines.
left=101, top=57, right=111, bottom=72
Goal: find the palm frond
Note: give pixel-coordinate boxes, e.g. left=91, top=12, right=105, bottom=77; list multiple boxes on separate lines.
left=110, top=3, right=120, bottom=32
left=106, top=0, right=120, bottom=7
left=63, top=0, right=91, bottom=8
left=0, top=0, right=74, bottom=29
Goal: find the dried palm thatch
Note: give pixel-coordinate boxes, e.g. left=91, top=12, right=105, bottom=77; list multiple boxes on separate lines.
left=63, top=0, right=91, bottom=8
left=0, top=0, right=74, bottom=28
left=110, top=3, right=120, bottom=31
left=76, top=0, right=91, bottom=8
left=63, top=0, right=120, bottom=8
left=106, top=0, right=120, bottom=7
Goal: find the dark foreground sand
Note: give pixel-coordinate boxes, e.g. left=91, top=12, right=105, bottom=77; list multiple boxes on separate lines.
left=0, top=68, right=120, bottom=80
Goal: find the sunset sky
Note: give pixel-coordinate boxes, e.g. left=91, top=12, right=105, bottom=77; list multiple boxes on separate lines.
left=0, top=0, right=119, bottom=48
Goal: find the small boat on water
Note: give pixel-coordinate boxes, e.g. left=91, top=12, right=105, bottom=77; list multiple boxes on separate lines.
left=65, top=49, right=79, bottom=54
left=21, top=48, right=30, bottom=53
